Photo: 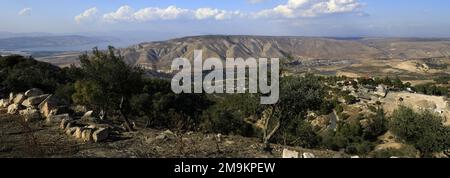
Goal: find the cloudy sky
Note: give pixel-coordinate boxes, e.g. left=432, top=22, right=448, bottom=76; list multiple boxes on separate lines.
left=1, top=0, right=450, bottom=40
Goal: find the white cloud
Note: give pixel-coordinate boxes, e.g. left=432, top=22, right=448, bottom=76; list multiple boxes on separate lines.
left=255, top=0, right=363, bottom=18
left=91, top=1, right=365, bottom=24
left=195, top=8, right=242, bottom=20
left=75, top=7, right=98, bottom=24
left=102, top=5, right=242, bottom=23
left=103, top=5, right=134, bottom=23
left=134, top=6, right=190, bottom=21
left=18, top=8, right=32, bottom=16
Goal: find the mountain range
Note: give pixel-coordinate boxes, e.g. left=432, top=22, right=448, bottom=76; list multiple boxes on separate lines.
left=117, top=35, right=450, bottom=70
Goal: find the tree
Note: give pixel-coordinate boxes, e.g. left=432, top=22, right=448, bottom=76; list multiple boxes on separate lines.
left=389, top=106, right=450, bottom=157
left=261, top=74, right=326, bottom=149
left=72, top=47, right=143, bottom=130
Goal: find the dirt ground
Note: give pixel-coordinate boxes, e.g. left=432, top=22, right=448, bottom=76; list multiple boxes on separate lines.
left=0, top=113, right=344, bottom=158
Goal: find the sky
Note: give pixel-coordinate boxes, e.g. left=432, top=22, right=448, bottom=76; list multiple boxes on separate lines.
left=1, top=0, right=450, bottom=41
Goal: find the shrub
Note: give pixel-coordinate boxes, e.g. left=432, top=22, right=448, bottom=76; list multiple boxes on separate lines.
left=389, top=106, right=450, bottom=157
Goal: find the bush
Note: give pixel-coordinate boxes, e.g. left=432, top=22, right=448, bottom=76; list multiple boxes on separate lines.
left=389, top=106, right=450, bottom=156
left=0, top=55, right=68, bottom=93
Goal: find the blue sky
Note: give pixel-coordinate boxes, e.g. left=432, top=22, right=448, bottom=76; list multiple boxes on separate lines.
left=1, top=0, right=450, bottom=40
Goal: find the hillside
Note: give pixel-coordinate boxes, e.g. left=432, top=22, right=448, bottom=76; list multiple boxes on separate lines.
left=117, top=36, right=450, bottom=69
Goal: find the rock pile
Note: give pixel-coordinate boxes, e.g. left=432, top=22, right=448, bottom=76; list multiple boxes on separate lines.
left=0, top=88, right=111, bottom=143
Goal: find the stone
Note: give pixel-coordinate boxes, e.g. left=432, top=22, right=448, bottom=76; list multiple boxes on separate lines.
left=0, top=99, right=10, bottom=108
left=73, top=127, right=83, bottom=139
left=282, top=149, right=299, bottom=158
left=24, top=88, right=43, bottom=97
left=60, top=118, right=73, bottom=130
left=66, top=127, right=78, bottom=136
left=47, top=113, right=70, bottom=124
left=21, top=94, right=49, bottom=108
left=82, top=111, right=94, bottom=119
left=302, top=152, right=315, bottom=158
left=81, top=129, right=93, bottom=142
left=9, top=92, right=14, bottom=103
left=13, top=93, right=25, bottom=104
left=350, top=155, right=360, bottom=158
left=19, top=108, right=41, bottom=122
left=156, top=129, right=176, bottom=141
left=92, top=128, right=109, bottom=143
left=38, top=95, right=59, bottom=118
left=7, top=104, right=20, bottom=114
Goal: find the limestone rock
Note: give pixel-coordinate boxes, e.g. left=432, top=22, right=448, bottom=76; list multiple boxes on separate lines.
left=60, top=118, right=73, bottom=130
left=302, top=152, right=315, bottom=158
left=13, top=93, right=25, bottom=104
left=81, top=129, right=93, bottom=142
left=66, top=127, right=78, bottom=136
left=38, top=95, right=59, bottom=118
left=92, top=128, right=109, bottom=143
left=73, top=127, right=83, bottom=139
left=9, top=92, right=14, bottom=103
left=19, top=108, right=41, bottom=122
left=7, top=104, right=21, bottom=114
left=21, top=94, right=49, bottom=108
left=0, top=99, right=10, bottom=108
left=24, top=88, right=43, bottom=97
left=282, top=149, right=299, bottom=158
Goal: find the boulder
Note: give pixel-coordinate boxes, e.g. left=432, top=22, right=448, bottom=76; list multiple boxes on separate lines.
left=9, top=92, right=14, bottom=103
left=38, top=95, right=59, bottom=118
left=7, top=104, right=21, bottom=114
left=282, top=149, right=299, bottom=158
left=47, top=113, right=70, bottom=124
left=19, top=108, right=41, bottom=122
left=66, top=127, right=78, bottom=136
left=21, top=94, right=49, bottom=108
left=92, top=128, right=109, bottom=143
left=350, top=155, right=360, bottom=158
left=24, top=88, right=44, bottom=97
left=60, top=118, right=73, bottom=130
left=0, top=99, right=10, bottom=108
left=73, top=127, right=83, bottom=139
left=13, top=93, right=25, bottom=104
left=302, top=152, right=315, bottom=158
left=81, top=129, right=93, bottom=142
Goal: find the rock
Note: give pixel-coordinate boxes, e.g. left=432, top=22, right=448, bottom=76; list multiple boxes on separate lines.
left=0, top=99, right=10, bottom=108
left=390, top=156, right=399, bottom=158
left=66, top=127, right=78, bottom=136
left=350, top=155, right=360, bottom=158
left=73, top=127, right=83, bottom=139
left=7, top=104, right=21, bottom=114
left=24, top=88, right=43, bottom=97
left=82, top=111, right=94, bottom=118
left=19, top=108, right=41, bottom=122
left=92, top=128, right=109, bottom=143
left=156, top=129, right=176, bottom=141
left=302, top=152, right=315, bottom=158
left=21, top=94, right=49, bottom=108
left=60, top=118, right=73, bottom=130
left=13, top=93, right=25, bottom=104
left=282, top=149, right=299, bottom=158
left=47, top=113, right=70, bottom=124
left=38, top=95, right=59, bottom=118
left=81, top=129, right=93, bottom=142
left=9, top=92, right=14, bottom=103
left=64, top=122, right=74, bottom=131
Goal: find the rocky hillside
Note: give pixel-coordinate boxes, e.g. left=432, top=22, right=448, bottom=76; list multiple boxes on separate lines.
left=117, top=36, right=450, bottom=70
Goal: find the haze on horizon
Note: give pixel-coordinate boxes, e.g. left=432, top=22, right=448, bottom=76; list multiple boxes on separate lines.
left=1, top=0, right=450, bottom=42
